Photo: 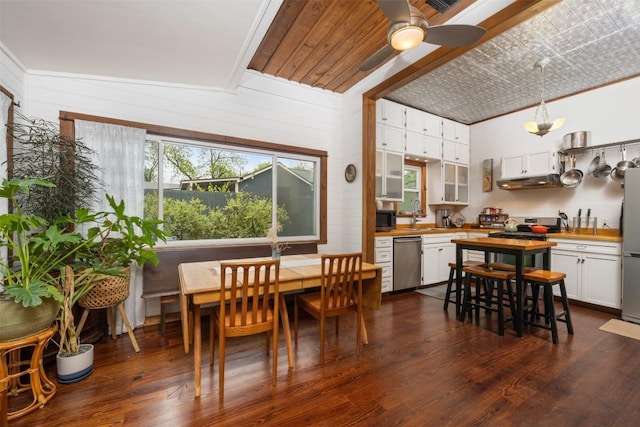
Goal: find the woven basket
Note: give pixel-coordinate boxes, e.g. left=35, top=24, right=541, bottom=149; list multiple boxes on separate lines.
left=79, top=268, right=131, bottom=309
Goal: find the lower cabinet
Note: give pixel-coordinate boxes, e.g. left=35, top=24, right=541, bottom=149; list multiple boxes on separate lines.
left=375, top=236, right=393, bottom=293
left=550, top=240, right=622, bottom=309
left=422, top=234, right=456, bottom=285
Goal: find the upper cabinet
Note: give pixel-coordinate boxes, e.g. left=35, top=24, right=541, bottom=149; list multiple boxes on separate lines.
left=501, top=150, right=558, bottom=179
left=376, top=99, right=405, bottom=129
left=376, top=124, right=404, bottom=153
left=442, top=140, right=469, bottom=164
left=442, top=118, right=470, bottom=145
left=405, top=106, right=441, bottom=138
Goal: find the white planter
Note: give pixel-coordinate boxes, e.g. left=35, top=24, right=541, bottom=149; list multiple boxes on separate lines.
left=56, top=344, right=94, bottom=384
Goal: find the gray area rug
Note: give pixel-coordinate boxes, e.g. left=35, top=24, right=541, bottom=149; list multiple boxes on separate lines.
left=415, top=284, right=448, bottom=300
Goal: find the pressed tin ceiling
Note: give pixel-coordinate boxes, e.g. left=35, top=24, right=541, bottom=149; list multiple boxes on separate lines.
left=386, top=0, right=640, bottom=124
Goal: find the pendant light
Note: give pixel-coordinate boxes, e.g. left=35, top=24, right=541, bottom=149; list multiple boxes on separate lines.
left=524, top=57, right=565, bottom=137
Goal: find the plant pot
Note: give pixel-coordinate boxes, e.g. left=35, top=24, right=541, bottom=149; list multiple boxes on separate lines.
left=78, top=268, right=131, bottom=308
left=0, top=295, right=60, bottom=342
left=56, top=344, right=94, bottom=384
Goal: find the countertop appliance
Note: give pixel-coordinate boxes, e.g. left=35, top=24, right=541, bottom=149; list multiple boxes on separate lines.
left=376, top=209, right=396, bottom=232
left=622, top=168, right=640, bottom=323
left=393, top=236, right=422, bottom=291
left=488, top=224, right=549, bottom=268
left=436, top=209, right=451, bottom=228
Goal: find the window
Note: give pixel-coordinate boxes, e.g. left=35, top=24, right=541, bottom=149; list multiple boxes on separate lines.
left=398, top=160, right=426, bottom=216
left=144, top=136, right=320, bottom=243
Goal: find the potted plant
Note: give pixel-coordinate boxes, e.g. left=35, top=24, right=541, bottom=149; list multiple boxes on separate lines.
left=0, top=178, right=92, bottom=342
left=4, top=112, right=100, bottom=223
left=55, top=194, right=168, bottom=382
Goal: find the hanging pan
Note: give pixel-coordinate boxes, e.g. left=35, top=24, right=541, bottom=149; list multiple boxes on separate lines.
left=611, top=146, right=635, bottom=183
left=593, top=150, right=611, bottom=178
left=587, top=150, right=601, bottom=175
left=560, top=155, right=583, bottom=188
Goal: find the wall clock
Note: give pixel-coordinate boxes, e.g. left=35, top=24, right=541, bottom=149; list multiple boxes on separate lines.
left=344, top=164, right=357, bottom=183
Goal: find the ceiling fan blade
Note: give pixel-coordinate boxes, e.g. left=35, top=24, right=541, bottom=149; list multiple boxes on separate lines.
left=424, top=24, right=486, bottom=47
left=359, top=44, right=396, bottom=72
left=377, top=0, right=411, bottom=23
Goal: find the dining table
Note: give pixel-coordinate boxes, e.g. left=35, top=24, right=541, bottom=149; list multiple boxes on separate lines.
left=450, top=237, right=557, bottom=337
left=178, top=253, right=382, bottom=397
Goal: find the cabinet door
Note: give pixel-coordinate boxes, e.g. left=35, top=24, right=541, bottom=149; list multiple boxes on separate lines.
left=551, top=250, right=580, bottom=300
left=406, top=133, right=441, bottom=160
left=376, top=124, right=404, bottom=152
left=405, top=131, right=422, bottom=157
left=375, top=150, right=383, bottom=198
left=438, top=243, right=456, bottom=282
left=456, top=165, right=468, bottom=204
left=422, top=245, right=441, bottom=285
left=582, top=253, right=621, bottom=308
left=442, top=119, right=469, bottom=144
left=443, top=163, right=456, bottom=203
left=384, top=151, right=404, bottom=200
left=527, top=151, right=557, bottom=175
left=501, top=155, right=525, bottom=178
left=423, top=113, right=442, bottom=138
left=377, top=99, right=404, bottom=129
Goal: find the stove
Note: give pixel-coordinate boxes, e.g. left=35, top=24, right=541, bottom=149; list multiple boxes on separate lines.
left=488, top=231, right=547, bottom=241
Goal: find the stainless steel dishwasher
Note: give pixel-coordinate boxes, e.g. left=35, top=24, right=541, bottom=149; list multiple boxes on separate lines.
left=393, top=236, right=422, bottom=291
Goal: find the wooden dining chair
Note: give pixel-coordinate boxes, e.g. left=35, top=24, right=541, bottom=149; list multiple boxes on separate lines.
left=209, top=259, right=281, bottom=399
left=294, top=252, right=363, bottom=366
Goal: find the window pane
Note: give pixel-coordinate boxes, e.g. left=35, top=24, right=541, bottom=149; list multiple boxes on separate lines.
left=398, top=166, right=420, bottom=214
left=145, top=137, right=320, bottom=243
left=276, top=157, right=317, bottom=237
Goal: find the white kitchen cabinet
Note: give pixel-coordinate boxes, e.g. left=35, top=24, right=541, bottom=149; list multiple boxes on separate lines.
left=375, top=149, right=404, bottom=201
left=466, top=232, right=489, bottom=262
left=405, top=132, right=441, bottom=161
left=422, top=234, right=456, bottom=285
left=375, top=236, right=394, bottom=293
left=376, top=123, right=404, bottom=152
left=442, top=118, right=469, bottom=144
left=405, top=106, right=441, bottom=138
left=442, top=140, right=469, bottom=164
left=501, top=150, right=557, bottom=179
left=376, top=99, right=405, bottom=129
left=550, top=239, right=622, bottom=309
left=428, top=162, right=468, bottom=205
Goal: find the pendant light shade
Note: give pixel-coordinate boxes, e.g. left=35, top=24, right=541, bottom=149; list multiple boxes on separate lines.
left=524, top=58, right=565, bottom=137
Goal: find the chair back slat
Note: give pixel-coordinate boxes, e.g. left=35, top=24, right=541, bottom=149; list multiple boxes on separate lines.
left=220, top=259, right=280, bottom=328
left=321, top=253, right=362, bottom=311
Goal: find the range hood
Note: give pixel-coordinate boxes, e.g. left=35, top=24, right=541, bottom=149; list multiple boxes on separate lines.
left=497, top=174, right=562, bottom=190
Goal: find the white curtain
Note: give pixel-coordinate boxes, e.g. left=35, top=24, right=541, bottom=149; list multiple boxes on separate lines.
left=0, top=93, right=12, bottom=270
left=75, top=120, right=147, bottom=332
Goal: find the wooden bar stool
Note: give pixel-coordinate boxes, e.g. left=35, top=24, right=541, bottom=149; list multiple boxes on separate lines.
left=444, top=260, right=486, bottom=316
left=522, top=270, right=574, bottom=344
left=461, top=266, right=516, bottom=336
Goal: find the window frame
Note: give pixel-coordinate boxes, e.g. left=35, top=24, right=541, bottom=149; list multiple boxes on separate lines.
left=396, top=159, right=426, bottom=218
left=58, top=111, right=328, bottom=246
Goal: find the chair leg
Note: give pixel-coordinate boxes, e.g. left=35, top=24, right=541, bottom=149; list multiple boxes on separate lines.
left=319, top=315, right=325, bottom=367
left=356, top=308, right=362, bottom=357
left=559, top=279, right=574, bottom=335
left=497, top=280, right=505, bottom=336
left=543, top=286, right=559, bottom=344
left=116, top=303, right=140, bottom=353
left=294, top=297, right=299, bottom=346
left=444, top=266, right=455, bottom=311
left=218, top=328, right=225, bottom=400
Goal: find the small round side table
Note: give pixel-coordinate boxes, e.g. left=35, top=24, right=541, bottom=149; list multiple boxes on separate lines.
left=1, top=323, right=57, bottom=426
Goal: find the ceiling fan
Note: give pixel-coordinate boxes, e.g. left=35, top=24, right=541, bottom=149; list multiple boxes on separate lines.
left=359, top=0, right=486, bottom=72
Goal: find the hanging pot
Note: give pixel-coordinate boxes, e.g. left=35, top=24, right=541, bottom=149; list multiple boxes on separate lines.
left=587, top=150, right=601, bottom=175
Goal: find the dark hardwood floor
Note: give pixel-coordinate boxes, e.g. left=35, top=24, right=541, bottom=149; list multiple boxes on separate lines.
left=9, top=291, right=640, bottom=426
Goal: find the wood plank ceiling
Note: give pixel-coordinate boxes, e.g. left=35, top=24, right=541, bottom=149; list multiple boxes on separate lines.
left=248, top=0, right=477, bottom=93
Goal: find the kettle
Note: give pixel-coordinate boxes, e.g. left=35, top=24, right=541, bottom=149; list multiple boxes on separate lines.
left=504, top=218, right=518, bottom=232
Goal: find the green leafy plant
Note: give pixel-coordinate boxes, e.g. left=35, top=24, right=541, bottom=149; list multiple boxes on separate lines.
left=0, top=178, right=93, bottom=307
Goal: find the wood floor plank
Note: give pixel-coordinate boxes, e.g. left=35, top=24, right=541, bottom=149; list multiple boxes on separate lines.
left=7, top=291, right=640, bottom=426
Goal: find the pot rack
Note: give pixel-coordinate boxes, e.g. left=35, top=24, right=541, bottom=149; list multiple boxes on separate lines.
left=559, top=137, right=640, bottom=155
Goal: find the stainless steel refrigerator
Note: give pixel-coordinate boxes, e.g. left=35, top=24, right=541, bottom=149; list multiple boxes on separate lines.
left=622, top=168, right=640, bottom=323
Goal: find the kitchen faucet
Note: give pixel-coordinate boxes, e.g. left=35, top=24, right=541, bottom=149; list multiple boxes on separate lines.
left=412, top=199, right=421, bottom=229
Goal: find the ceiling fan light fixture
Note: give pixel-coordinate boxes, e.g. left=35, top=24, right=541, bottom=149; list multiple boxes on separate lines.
left=524, top=58, right=564, bottom=137
left=390, top=25, right=424, bottom=50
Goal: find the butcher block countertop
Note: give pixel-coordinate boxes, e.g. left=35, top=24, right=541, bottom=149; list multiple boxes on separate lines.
left=375, top=225, right=622, bottom=243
